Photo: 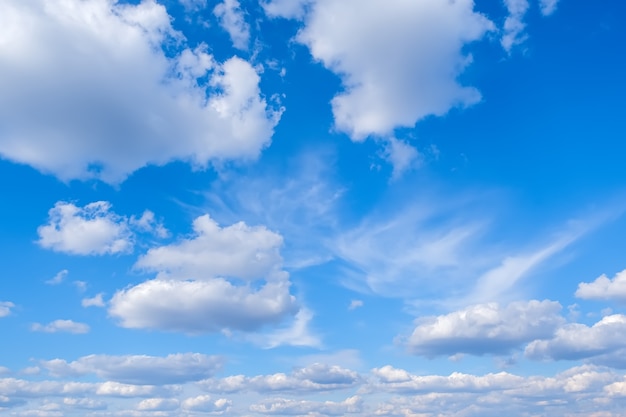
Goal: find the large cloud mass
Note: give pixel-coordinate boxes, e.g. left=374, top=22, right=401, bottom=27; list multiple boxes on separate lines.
left=296, top=0, right=494, bottom=140
left=0, top=0, right=281, bottom=183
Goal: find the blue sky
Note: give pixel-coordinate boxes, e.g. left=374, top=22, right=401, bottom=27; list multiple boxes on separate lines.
left=1, top=0, right=626, bottom=415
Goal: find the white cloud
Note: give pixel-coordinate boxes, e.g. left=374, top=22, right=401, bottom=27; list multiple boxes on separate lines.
left=136, top=397, right=179, bottom=411
left=252, top=309, right=320, bottom=348
left=62, top=397, right=107, bottom=410
left=201, top=363, right=360, bottom=394
left=250, top=395, right=362, bottom=415
left=134, top=214, right=284, bottom=281
left=0, top=0, right=281, bottom=183
left=179, top=0, right=207, bottom=11
left=81, top=294, right=105, bottom=308
left=296, top=0, right=494, bottom=140
left=0, top=378, right=167, bottom=398
left=182, top=395, right=232, bottom=413
left=0, top=302, right=15, bottom=318
left=261, top=0, right=312, bottom=19
left=525, top=314, right=626, bottom=367
left=214, top=0, right=250, bottom=50
left=40, top=353, right=223, bottom=385
left=129, top=211, right=169, bottom=239
left=37, top=202, right=132, bottom=256
left=383, top=138, right=422, bottom=180
left=575, top=269, right=626, bottom=303
left=370, top=365, right=523, bottom=393
left=31, top=320, right=90, bottom=334
left=539, top=0, right=560, bottom=16
left=501, top=0, right=530, bottom=52
left=407, top=300, right=564, bottom=357
left=109, top=278, right=297, bottom=333
left=45, top=270, right=68, bottom=285
left=348, top=300, right=363, bottom=311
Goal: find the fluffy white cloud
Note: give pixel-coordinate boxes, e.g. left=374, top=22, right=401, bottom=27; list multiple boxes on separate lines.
left=525, top=314, right=626, bottom=367
left=501, top=0, right=530, bottom=52
left=37, top=202, right=132, bottom=256
left=0, top=302, right=14, bottom=318
left=201, top=363, right=360, bottom=393
left=575, top=269, right=626, bottom=302
left=0, top=0, right=281, bottom=183
left=110, top=215, right=303, bottom=336
left=296, top=0, right=494, bottom=140
left=383, top=138, right=422, bottom=180
left=136, top=397, right=179, bottom=411
left=0, top=378, right=167, bottom=398
left=81, top=293, right=105, bottom=308
left=261, top=0, right=312, bottom=19
left=181, top=395, right=232, bottom=413
left=539, top=0, right=560, bottom=16
left=348, top=300, right=363, bottom=311
left=109, top=278, right=297, bottom=333
left=250, top=395, right=362, bottom=415
left=214, top=0, right=250, bottom=50
left=370, top=366, right=522, bottom=393
left=407, top=300, right=564, bottom=357
left=45, top=270, right=68, bottom=285
left=135, top=214, right=284, bottom=281
left=40, top=353, right=222, bottom=385
left=31, top=320, right=90, bottom=334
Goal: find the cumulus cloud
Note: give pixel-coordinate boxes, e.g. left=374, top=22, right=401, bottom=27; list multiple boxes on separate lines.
left=134, top=214, right=284, bottom=281
left=0, top=302, right=14, bottom=318
left=370, top=365, right=523, bottom=393
left=296, top=0, right=494, bottom=140
left=525, top=315, right=626, bottom=367
left=407, top=300, right=564, bottom=357
left=214, top=0, right=250, bottom=50
left=81, top=294, right=105, bottom=308
left=348, top=300, right=363, bottom=311
left=261, top=0, right=312, bottom=19
left=0, top=378, right=169, bottom=399
left=31, top=320, right=90, bottom=334
left=39, top=353, right=222, bottom=385
left=575, top=269, right=626, bottom=303
left=501, top=0, right=530, bottom=52
left=0, top=0, right=281, bottom=183
left=383, top=138, right=422, bottom=180
left=37, top=202, right=132, bottom=256
left=201, top=363, right=361, bottom=393
left=136, top=397, right=179, bottom=411
left=110, top=215, right=304, bottom=338
left=182, top=395, right=232, bottom=413
left=250, top=395, right=362, bottom=415
left=539, top=0, right=560, bottom=16
left=45, top=270, right=68, bottom=285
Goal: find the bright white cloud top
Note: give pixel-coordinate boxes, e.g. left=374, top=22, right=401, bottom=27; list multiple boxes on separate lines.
left=1, top=0, right=625, bottom=416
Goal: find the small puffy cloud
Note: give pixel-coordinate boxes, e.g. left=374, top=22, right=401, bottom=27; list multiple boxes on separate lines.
left=575, top=269, right=626, bottom=303
left=253, top=309, right=320, bottom=348
left=261, top=0, right=312, bottom=19
left=348, top=300, right=363, bottom=311
left=129, top=211, right=169, bottom=239
left=135, top=214, right=284, bottom=281
left=0, top=0, right=281, bottom=183
left=39, top=353, right=222, bottom=385
left=179, top=0, right=208, bottom=11
left=501, top=0, right=530, bottom=52
left=201, top=363, right=361, bottom=394
left=95, top=381, right=163, bottom=397
left=407, top=300, right=564, bottom=357
left=525, top=314, right=626, bottom=367
left=31, top=320, right=90, bottom=334
left=45, top=270, right=68, bottom=285
left=37, top=202, right=132, bottom=256
left=81, top=294, right=105, bottom=308
left=250, top=395, right=362, bottom=415
left=111, top=215, right=303, bottom=337
left=370, top=365, right=523, bottom=393
left=539, top=0, right=560, bottom=16
left=182, top=395, right=232, bottom=413
left=213, top=0, right=250, bottom=50
left=0, top=302, right=15, bottom=318
left=136, top=397, right=179, bottom=411
left=296, top=0, right=494, bottom=140
left=62, top=397, right=107, bottom=410
left=383, top=138, right=422, bottom=180
left=109, top=278, right=297, bottom=333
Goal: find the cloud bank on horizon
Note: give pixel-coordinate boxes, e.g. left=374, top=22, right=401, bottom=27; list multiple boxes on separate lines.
left=2, top=0, right=626, bottom=416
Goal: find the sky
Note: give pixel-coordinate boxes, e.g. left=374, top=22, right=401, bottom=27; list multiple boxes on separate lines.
left=1, top=0, right=626, bottom=416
